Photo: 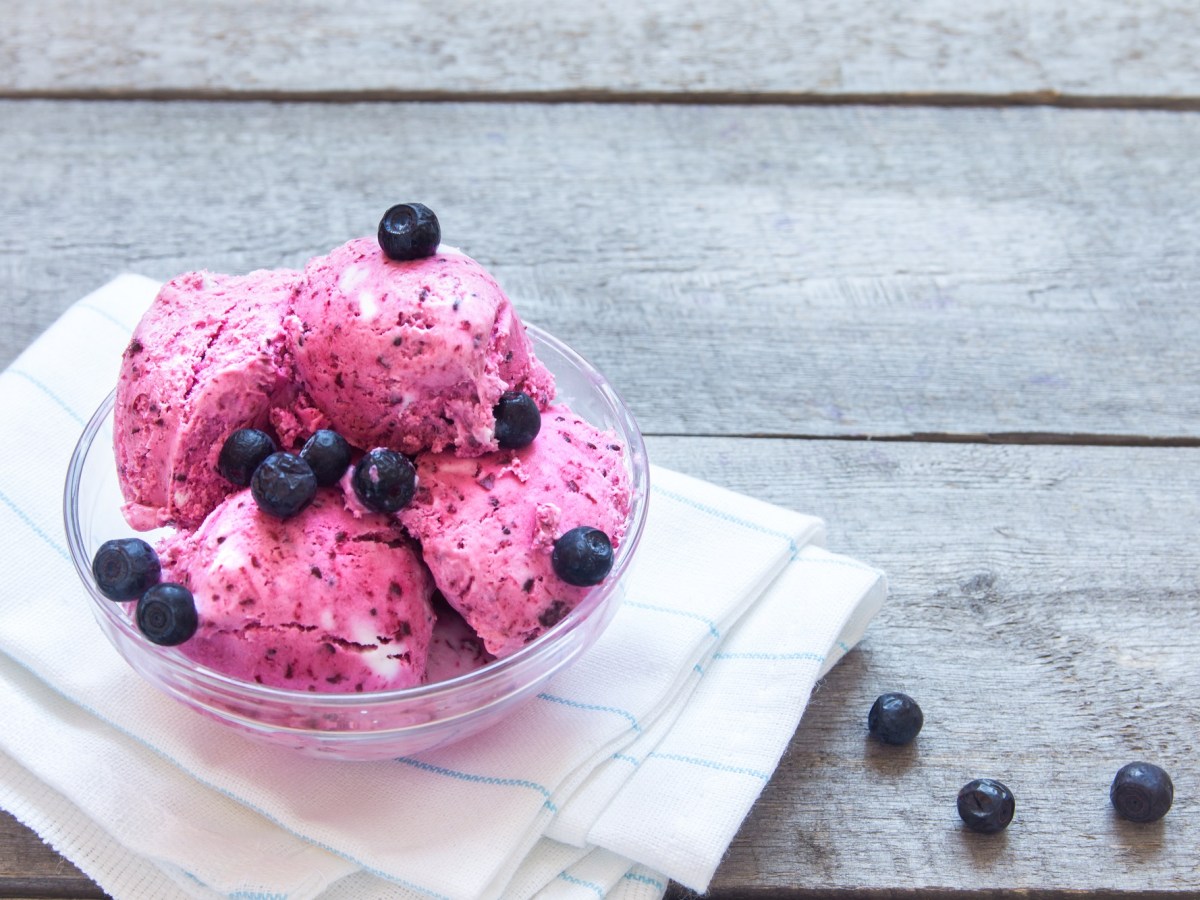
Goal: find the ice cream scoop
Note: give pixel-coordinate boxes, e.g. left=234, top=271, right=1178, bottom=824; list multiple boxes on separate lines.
left=159, top=488, right=436, bottom=692
left=288, top=239, right=554, bottom=457
left=114, top=269, right=301, bottom=530
left=400, top=404, right=632, bottom=657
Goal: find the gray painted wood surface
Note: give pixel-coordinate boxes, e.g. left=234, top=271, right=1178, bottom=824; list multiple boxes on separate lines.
left=2, top=1, right=1198, bottom=896
left=0, top=808, right=100, bottom=897
left=645, top=438, right=1199, bottom=894
left=3, top=101, right=1199, bottom=442
left=3, top=1, right=1200, bottom=101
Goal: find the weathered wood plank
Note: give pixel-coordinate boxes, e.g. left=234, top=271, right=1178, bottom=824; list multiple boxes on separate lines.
left=0, top=811, right=103, bottom=898
left=2, top=100, right=1198, bottom=440
left=3, top=437, right=1197, bottom=896
left=645, top=437, right=1200, bottom=896
left=2, top=1, right=1199, bottom=101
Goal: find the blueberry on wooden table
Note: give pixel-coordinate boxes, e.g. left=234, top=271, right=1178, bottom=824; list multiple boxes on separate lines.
left=217, top=428, right=276, bottom=486
left=552, top=526, right=614, bottom=586
left=378, top=203, right=441, bottom=261
left=868, top=692, right=924, bottom=745
left=136, top=583, right=198, bottom=646
left=352, top=448, right=417, bottom=513
left=957, top=778, right=1015, bottom=833
left=1111, top=762, right=1173, bottom=823
left=300, top=429, right=353, bottom=486
left=91, top=538, right=161, bottom=600
left=250, top=453, right=318, bottom=518
left=493, top=391, right=542, bottom=449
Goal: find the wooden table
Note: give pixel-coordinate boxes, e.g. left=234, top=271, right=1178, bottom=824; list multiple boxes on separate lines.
left=2, top=3, right=1197, bottom=897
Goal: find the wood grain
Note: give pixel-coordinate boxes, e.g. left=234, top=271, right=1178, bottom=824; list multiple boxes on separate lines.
left=2, top=436, right=1197, bottom=896
left=644, top=437, right=1200, bottom=895
left=2, top=100, right=1199, bottom=441
left=2, top=1, right=1199, bottom=102
left=0, top=810, right=102, bottom=898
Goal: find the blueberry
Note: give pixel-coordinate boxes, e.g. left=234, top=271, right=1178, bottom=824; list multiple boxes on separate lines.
left=91, top=538, right=161, bottom=600
left=300, top=429, right=353, bottom=487
left=217, top=428, right=276, bottom=486
left=868, top=692, right=924, bottom=745
left=494, top=391, right=542, bottom=449
left=1111, top=762, right=1173, bottom=823
left=957, top=778, right=1015, bottom=834
left=136, top=583, right=198, bottom=646
left=378, top=203, right=441, bottom=261
left=352, top=448, right=416, bottom=513
left=250, top=452, right=317, bottom=518
left=552, top=526, right=614, bottom=586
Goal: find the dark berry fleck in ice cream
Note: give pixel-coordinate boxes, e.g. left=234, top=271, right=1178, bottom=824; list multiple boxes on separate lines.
left=552, top=526, right=614, bottom=586
left=92, top=538, right=161, bottom=600
left=494, top=391, right=542, bottom=449
left=378, top=203, right=441, bottom=261
left=538, top=599, right=570, bottom=628
left=352, top=448, right=417, bottom=513
left=300, top=429, right=353, bottom=486
left=217, top=428, right=277, bottom=486
left=957, top=778, right=1015, bottom=834
left=136, top=583, right=198, bottom=646
left=868, top=692, right=924, bottom=745
left=251, top=453, right=318, bottom=518
left=1111, top=762, right=1173, bottom=823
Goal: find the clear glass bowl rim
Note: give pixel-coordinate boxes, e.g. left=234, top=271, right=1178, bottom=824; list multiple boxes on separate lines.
left=63, top=323, right=650, bottom=713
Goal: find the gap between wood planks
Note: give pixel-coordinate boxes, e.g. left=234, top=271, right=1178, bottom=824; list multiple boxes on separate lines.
left=644, top=432, right=1200, bottom=448
left=666, top=889, right=1199, bottom=900
left=4, top=88, right=1200, bottom=111
left=0, top=881, right=105, bottom=900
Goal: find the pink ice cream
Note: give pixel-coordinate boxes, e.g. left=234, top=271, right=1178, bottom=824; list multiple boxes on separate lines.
left=424, top=597, right=494, bottom=683
left=107, top=219, right=637, bottom=693
left=288, top=239, right=555, bottom=457
left=400, top=405, right=633, bottom=658
left=114, top=269, right=304, bottom=531
left=159, top=489, right=435, bottom=692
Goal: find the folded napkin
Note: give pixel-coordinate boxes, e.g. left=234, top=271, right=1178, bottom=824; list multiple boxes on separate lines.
left=0, top=277, right=887, bottom=900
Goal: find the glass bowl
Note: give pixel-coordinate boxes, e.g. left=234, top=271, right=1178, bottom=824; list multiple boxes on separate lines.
left=63, top=325, right=649, bottom=760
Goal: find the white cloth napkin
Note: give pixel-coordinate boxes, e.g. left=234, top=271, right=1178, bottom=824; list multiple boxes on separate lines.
left=0, top=276, right=887, bottom=900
